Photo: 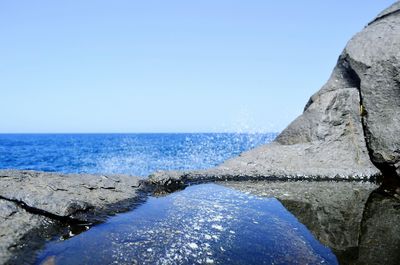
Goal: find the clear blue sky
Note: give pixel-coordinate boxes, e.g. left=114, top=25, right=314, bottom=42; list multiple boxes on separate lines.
left=0, top=1, right=396, bottom=133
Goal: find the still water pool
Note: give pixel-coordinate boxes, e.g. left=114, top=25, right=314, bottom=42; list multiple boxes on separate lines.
left=36, top=184, right=338, bottom=265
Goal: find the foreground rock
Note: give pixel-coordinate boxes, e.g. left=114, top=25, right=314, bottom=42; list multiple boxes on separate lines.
left=0, top=170, right=147, bottom=264
left=0, top=200, right=49, bottom=264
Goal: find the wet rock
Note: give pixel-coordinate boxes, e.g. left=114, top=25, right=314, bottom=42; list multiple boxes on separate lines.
left=0, top=200, right=50, bottom=264
left=148, top=171, right=185, bottom=194
left=0, top=170, right=144, bottom=222
left=0, top=170, right=147, bottom=264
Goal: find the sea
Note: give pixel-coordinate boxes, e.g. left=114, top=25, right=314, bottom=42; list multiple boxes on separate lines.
left=0, top=133, right=277, bottom=177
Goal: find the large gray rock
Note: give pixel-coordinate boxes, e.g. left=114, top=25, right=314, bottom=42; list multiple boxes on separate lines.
left=150, top=68, right=380, bottom=184
left=203, top=2, right=400, bottom=181
left=150, top=2, right=400, bottom=186
left=343, top=2, right=400, bottom=179
left=0, top=170, right=147, bottom=264
left=208, top=87, right=379, bottom=179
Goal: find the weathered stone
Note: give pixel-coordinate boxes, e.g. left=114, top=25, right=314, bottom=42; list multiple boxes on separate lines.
left=0, top=170, right=144, bottom=222
left=195, top=86, right=380, bottom=180
left=0, top=170, right=148, bottom=265
left=0, top=200, right=50, bottom=264
left=342, top=2, right=400, bottom=180
left=148, top=171, right=185, bottom=194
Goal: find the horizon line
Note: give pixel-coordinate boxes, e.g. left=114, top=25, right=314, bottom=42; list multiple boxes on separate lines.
left=0, top=131, right=279, bottom=135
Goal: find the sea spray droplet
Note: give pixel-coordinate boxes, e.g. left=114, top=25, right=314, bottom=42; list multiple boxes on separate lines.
left=188, top=243, right=199, bottom=249
left=211, top=224, right=223, bottom=231
left=206, top=258, right=215, bottom=264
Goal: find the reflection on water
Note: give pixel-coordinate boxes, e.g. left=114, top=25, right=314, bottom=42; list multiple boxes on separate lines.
left=36, top=184, right=337, bottom=265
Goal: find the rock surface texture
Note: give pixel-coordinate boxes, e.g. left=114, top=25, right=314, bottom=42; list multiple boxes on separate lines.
left=208, top=86, right=378, bottom=179
left=150, top=2, right=400, bottom=186
left=345, top=2, right=400, bottom=180
left=0, top=200, right=49, bottom=264
left=0, top=170, right=147, bottom=264
left=0, top=170, right=144, bottom=222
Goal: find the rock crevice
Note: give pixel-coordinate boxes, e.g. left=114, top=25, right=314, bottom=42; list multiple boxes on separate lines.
left=0, top=170, right=148, bottom=265
left=0, top=196, right=88, bottom=225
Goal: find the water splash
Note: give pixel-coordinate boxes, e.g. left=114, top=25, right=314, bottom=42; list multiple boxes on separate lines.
left=0, top=133, right=277, bottom=177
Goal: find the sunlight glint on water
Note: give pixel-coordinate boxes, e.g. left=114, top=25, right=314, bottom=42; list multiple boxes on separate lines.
left=35, top=184, right=338, bottom=265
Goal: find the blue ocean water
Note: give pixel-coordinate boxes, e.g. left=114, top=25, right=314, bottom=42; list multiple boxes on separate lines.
left=0, top=133, right=276, bottom=177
